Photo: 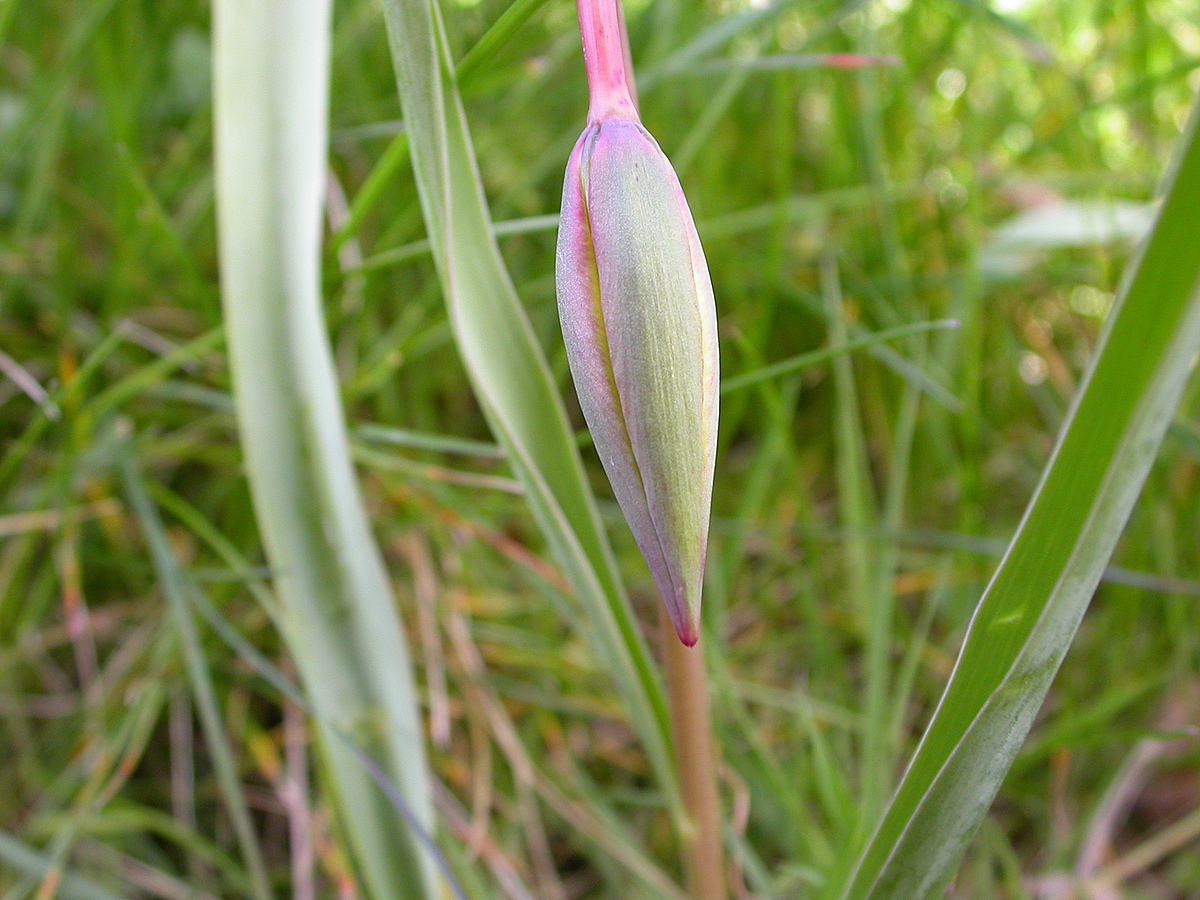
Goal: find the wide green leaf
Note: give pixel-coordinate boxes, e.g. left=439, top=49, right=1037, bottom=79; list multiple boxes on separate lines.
left=211, top=3, right=436, bottom=898
left=830, top=98, right=1200, bottom=900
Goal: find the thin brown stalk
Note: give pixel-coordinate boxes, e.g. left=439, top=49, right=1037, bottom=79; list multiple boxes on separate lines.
left=58, top=515, right=98, bottom=687
left=445, top=609, right=565, bottom=900
left=445, top=606, right=686, bottom=900
left=397, top=533, right=451, bottom=747
left=281, top=690, right=314, bottom=900
left=661, top=607, right=726, bottom=900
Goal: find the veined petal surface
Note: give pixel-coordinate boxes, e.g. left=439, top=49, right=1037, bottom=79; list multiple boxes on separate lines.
left=556, top=116, right=718, bottom=645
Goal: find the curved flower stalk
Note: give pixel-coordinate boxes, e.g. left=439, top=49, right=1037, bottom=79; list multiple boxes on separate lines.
left=556, top=0, right=719, bottom=646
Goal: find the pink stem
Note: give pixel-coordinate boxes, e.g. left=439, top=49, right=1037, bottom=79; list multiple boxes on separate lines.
left=577, top=0, right=638, bottom=122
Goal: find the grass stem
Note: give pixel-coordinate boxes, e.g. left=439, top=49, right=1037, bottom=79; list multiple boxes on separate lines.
left=661, top=607, right=726, bottom=900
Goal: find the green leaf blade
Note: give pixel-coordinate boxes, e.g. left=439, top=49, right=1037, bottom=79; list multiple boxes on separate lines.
left=835, top=99, right=1200, bottom=900
left=211, top=3, right=437, bottom=898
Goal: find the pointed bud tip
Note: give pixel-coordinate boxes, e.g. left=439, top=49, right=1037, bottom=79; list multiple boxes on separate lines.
left=556, top=113, right=717, bottom=653
left=663, top=594, right=699, bottom=646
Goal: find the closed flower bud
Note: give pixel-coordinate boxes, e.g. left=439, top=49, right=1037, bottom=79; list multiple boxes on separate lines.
left=556, top=112, right=719, bottom=646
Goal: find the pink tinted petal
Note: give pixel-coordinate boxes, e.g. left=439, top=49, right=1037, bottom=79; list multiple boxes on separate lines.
left=584, top=119, right=715, bottom=645
left=555, top=126, right=674, bottom=611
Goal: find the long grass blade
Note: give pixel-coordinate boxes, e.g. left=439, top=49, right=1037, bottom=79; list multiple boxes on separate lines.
left=455, top=0, right=554, bottom=88
left=210, top=3, right=437, bottom=898
left=720, top=320, right=958, bottom=394
left=830, top=97, right=1200, bottom=900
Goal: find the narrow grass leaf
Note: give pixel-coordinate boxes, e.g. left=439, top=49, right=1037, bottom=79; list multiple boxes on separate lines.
left=831, top=98, right=1200, bottom=900
left=356, top=423, right=503, bottom=458
left=332, top=131, right=410, bottom=250
left=455, top=0, right=554, bottom=88
left=720, top=319, right=958, bottom=394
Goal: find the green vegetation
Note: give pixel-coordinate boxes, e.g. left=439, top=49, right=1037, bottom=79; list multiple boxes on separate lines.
left=2, top=0, right=1199, bottom=898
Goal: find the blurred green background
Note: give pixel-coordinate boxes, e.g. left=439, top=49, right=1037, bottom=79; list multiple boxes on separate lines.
left=2, top=0, right=1199, bottom=897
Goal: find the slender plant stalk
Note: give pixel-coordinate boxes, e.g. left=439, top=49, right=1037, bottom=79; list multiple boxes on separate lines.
left=661, top=607, right=726, bottom=900
left=575, top=0, right=727, bottom=885
left=577, top=0, right=637, bottom=120
left=563, top=0, right=721, bottom=648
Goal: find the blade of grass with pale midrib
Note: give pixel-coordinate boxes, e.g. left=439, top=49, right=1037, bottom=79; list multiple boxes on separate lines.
left=211, top=3, right=437, bottom=898
left=829, top=97, right=1200, bottom=900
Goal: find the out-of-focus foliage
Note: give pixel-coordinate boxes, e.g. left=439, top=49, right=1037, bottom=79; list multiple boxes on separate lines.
left=1, top=0, right=1198, bottom=897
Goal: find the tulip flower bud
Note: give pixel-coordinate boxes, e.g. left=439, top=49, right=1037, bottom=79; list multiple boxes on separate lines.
left=556, top=0, right=718, bottom=646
